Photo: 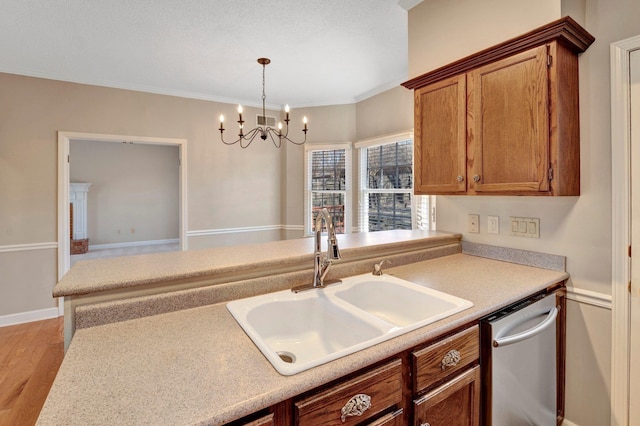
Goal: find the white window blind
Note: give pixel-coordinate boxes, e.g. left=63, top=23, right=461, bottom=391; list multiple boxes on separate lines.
left=356, top=133, right=435, bottom=232
left=304, top=144, right=352, bottom=235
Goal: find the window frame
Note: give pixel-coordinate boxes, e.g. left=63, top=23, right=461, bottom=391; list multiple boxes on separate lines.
left=355, top=132, right=435, bottom=232
left=303, top=143, right=353, bottom=236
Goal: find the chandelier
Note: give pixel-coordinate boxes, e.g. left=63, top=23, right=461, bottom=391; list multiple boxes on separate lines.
left=219, top=58, right=308, bottom=148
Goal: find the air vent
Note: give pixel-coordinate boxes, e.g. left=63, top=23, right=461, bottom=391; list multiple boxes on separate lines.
left=257, top=115, right=277, bottom=127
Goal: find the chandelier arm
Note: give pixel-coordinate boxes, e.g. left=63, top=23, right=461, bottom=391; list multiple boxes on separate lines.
left=281, top=133, right=307, bottom=146
left=265, top=128, right=282, bottom=148
left=240, top=128, right=262, bottom=149
left=221, top=127, right=262, bottom=148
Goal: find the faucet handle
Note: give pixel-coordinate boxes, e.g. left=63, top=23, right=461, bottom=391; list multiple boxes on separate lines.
left=329, top=237, right=341, bottom=260
left=372, top=259, right=390, bottom=276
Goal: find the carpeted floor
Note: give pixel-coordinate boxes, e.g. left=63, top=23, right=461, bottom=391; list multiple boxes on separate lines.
left=70, top=242, right=180, bottom=266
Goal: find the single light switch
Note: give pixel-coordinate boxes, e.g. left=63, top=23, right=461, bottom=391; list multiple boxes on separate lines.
left=487, top=216, right=499, bottom=234
left=518, top=220, right=527, bottom=233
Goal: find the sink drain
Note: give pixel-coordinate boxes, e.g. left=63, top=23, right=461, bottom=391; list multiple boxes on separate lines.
left=277, top=351, right=296, bottom=363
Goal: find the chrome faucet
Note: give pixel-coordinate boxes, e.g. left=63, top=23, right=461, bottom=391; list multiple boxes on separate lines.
left=312, top=208, right=341, bottom=287
left=291, top=207, right=342, bottom=293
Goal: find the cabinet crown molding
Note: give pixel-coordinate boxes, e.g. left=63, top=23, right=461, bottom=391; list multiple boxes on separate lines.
left=402, top=16, right=595, bottom=90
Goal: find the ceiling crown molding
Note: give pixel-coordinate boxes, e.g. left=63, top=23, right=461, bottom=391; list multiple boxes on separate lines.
left=397, top=0, right=423, bottom=11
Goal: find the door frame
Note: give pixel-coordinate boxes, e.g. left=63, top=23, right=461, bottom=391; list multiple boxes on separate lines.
left=611, top=34, right=640, bottom=426
left=57, top=131, right=188, bottom=304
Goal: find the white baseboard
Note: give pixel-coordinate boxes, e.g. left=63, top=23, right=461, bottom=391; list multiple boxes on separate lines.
left=0, top=307, right=60, bottom=327
left=187, top=225, right=282, bottom=237
left=89, top=238, right=179, bottom=251
left=562, top=418, right=579, bottom=426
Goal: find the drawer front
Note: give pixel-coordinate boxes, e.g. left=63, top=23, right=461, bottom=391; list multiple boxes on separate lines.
left=412, top=326, right=479, bottom=393
left=295, top=359, right=403, bottom=426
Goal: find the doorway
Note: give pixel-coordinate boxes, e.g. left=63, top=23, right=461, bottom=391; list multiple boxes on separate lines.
left=611, top=35, right=640, bottom=426
left=57, top=132, right=188, bottom=290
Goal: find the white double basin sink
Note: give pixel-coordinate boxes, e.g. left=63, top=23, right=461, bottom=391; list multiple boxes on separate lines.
left=227, top=273, right=473, bottom=375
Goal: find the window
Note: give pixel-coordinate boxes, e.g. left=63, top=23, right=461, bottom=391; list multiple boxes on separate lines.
left=356, top=133, right=434, bottom=232
left=304, top=144, right=352, bottom=235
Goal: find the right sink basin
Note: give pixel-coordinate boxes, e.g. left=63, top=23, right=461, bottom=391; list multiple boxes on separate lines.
left=333, top=274, right=472, bottom=328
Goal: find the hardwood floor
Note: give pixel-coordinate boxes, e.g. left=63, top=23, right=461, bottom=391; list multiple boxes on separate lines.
left=0, top=317, right=64, bottom=426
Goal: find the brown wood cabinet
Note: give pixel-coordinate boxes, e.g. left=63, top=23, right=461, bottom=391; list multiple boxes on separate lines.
left=412, top=326, right=480, bottom=426
left=405, top=17, right=594, bottom=196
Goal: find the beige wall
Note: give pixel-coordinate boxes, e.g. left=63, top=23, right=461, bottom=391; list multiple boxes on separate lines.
left=407, top=0, right=640, bottom=423
left=0, top=73, right=320, bottom=317
left=70, top=141, right=179, bottom=245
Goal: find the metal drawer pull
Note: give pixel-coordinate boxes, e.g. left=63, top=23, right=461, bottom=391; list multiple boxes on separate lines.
left=441, top=349, right=461, bottom=370
left=340, top=393, right=371, bottom=422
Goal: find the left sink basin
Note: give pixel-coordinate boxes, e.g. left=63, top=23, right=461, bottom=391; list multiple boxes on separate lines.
left=227, top=291, right=392, bottom=375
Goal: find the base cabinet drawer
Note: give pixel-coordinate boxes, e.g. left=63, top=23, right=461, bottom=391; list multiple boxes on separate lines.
left=294, top=359, right=403, bottom=426
left=412, top=325, right=479, bottom=393
left=413, top=366, right=480, bottom=426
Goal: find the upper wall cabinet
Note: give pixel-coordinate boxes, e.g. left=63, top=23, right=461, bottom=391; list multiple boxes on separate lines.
left=403, top=17, right=594, bottom=196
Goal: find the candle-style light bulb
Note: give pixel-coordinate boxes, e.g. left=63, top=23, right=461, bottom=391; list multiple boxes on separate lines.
left=219, top=114, right=225, bottom=131
left=284, top=104, right=290, bottom=113
left=303, top=116, right=308, bottom=132
left=278, top=122, right=283, bottom=130
left=237, top=105, right=243, bottom=123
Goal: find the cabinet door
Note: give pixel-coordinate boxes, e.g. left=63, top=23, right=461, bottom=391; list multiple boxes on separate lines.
left=413, top=366, right=480, bottom=426
left=414, top=74, right=467, bottom=194
left=468, top=45, right=549, bottom=193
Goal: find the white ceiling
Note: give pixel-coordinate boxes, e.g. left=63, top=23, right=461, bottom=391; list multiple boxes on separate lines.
left=0, top=0, right=412, bottom=109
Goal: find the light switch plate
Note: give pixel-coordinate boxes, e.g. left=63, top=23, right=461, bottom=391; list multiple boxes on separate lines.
left=487, top=216, right=499, bottom=234
left=510, top=217, right=540, bottom=238
left=468, top=214, right=479, bottom=233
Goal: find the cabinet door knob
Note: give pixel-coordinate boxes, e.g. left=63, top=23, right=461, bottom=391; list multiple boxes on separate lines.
left=420, top=423, right=431, bottom=426
left=473, top=174, right=481, bottom=182
left=340, top=393, right=371, bottom=423
left=441, top=349, right=461, bottom=370
left=456, top=175, right=464, bottom=182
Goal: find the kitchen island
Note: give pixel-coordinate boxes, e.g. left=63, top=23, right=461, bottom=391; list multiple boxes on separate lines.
left=39, top=232, right=568, bottom=425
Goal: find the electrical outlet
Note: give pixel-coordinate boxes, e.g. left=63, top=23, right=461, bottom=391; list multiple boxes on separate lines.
left=487, top=216, right=499, bottom=234
left=468, top=214, right=479, bottom=233
left=510, top=217, right=540, bottom=238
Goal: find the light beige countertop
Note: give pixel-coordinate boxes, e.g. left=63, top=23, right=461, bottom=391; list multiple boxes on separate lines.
left=38, top=253, right=568, bottom=426
left=54, top=230, right=459, bottom=297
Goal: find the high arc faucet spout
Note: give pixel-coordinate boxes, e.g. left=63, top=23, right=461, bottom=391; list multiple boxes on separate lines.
left=313, top=208, right=341, bottom=288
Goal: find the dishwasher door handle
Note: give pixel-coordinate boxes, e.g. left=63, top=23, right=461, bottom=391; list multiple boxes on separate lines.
left=493, top=306, right=558, bottom=348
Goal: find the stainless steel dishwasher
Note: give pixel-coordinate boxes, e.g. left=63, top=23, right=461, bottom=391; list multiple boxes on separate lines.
left=481, top=293, right=560, bottom=425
